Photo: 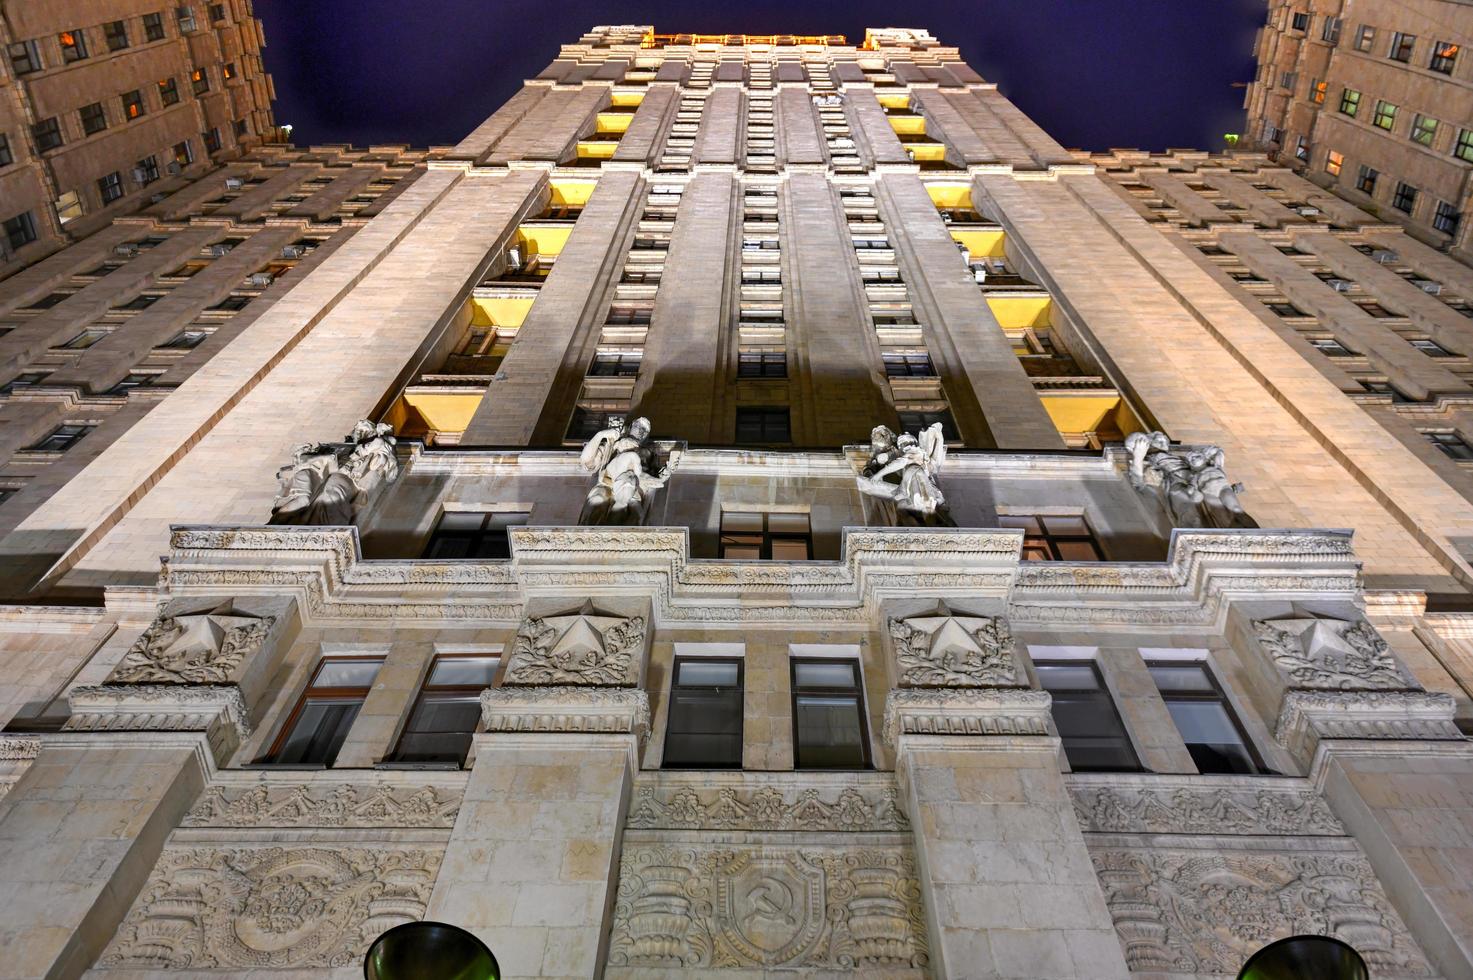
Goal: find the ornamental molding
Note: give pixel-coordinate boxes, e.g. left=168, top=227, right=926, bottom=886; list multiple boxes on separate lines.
left=481, top=685, right=650, bottom=737
left=608, top=843, right=928, bottom=970
left=627, top=774, right=909, bottom=833
left=1252, top=616, right=1412, bottom=690
left=1275, top=689, right=1461, bottom=759
left=108, top=602, right=275, bottom=685
left=888, top=604, right=1019, bottom=687
left=502, top=601, right=645, bottom=686
left=882, top=687, right=1053, bottom=745
left=0, top=736, right=41, bottom=803
left=1068, top=777, right=1342, bottom=836
left=1090, top=846, right=1433, bottom=977
left=66, top=683, right=252, bottom=736
left=183, top=783, right=461, bottom=829
left=99, top=845, right=440, bottom=970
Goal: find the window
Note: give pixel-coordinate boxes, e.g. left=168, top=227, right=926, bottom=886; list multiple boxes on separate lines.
left=720, top=511, right=811, bottom=560
left=0, top=134, right=11, bottom=168
left=1290, top=11, right=1310, bottom=31
left=143, top=12, right=165, bottom=41
left=223, top=61, right=237, bottom=80
left=79, top=102, right=107, bottom=135
left=588, top=352, right=642, bottom=376
left=1310, top=338, right=1354, bottom=356
left=28, top=424, right=93, bottom=452
left=1261, top=123, right=1281, bottom=145
left=115, top=293, right=162, bottom=311
left=565, top=407, right=616, bottom=441
left=605, top=305, right=651, bottom=326
left=176, top=4, right=197, bottom=31
left=896, top=408, right=959, bottom=441
left=106, top=373, right=158, bottom=394
left=664, top=658, right=743, bottom=768
left=1434, top=201, right=1462, bottom=236
left=59, top=29, right=89, bottom=62
left=999, top=514, right=1103, bottom=561
left=135, top=155, right=160, bottom=184
left=1427, top=432, right=1473, bottom=460
left=738, top=349, right=786, bottom=378
left=158, top=77, right=180, bottom=106
left=98, top=172, right=124, bottom=204
left=1325, top=150, right=1344, bottom=176
left=423, top=511, right=528, bottom=560
left=1354, top=25, right=1375, bottom=52
left=173, top=140, right=193, bottom=166
left=1266, top=302, right=1307, bottom=318
left=233, top=117, right=249, bottom=138
left=122, top=90, right=146, bottom=121
left=209, top=294, right=252, bottom=312
left=1337, top=88, right=1360, bottom=117
left=62, top=328, right=107, bottom=349
left=1388, top=31, right=1416, bottom=62
left=265, top=658, right=383, bottom=766
left=1148, top=662, right=1261, bottom=774
left=1321, top=16, right=1342, bottom=43
left=22, top=292, right=71, bottom=310
left=1430, top=40, right=1459, bottom=74
left=1310, top=79, right=1327, bottom=104
left=1393, top=181, right=1418, bottom=214
left=190, top=67, right=210, bottom=95
left=1293, top=135, right=1310, bottom=162
left=32, top=117, right=63, bottom=152
left=387, top=655, right=500, bottom=766
left=1360, top=379, right=1411, bottom=400
left=735, top=406, right=791, bottom=444
left=791, top=659, right=869, bottom=769
left=1412, top=339, right=1454, bottom=357
left=202, top=127, right=222, bottom=153
left=1356, top=165, right=1378, bottom=195
left=7, top=39, right=42, bottom=75
left=54, top=191, right=83, bottom=224
left=1279, top=70, right=1298, bottom=91
left=883, top=352, right=936, bottom=377
left=0, top=372, right=50, bottom=395
left=3, top=211, right=37, bottom=251
left=1457, top=129, right=1473, bottom=163
left=103, top=20, right=129, bottom=51
left=1372, top=100, right=1397, bottom=130
left=210, top=3, right=226, bottom=21
left=157, top=328, right=207, bottom=349
left=1035, top=661, right=1139, bottom=771
left=1411, top=114, right=1438, bottom=147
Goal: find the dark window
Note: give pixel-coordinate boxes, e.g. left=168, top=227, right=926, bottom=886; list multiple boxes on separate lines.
left=1360, top=379, right=1413, bottom=400
left=32, top=117, right=63, bottom=152
left=176, top=5, right=197, bottom=31
left=1148, top=662, right=1262, bottom=774
left=103, top=20, right=130, bottom=51
left=423, top=511, right=527, bottom=560
left=0, top=372, right=50, bottom=395
left=7, top=39, right=42, bottom=75
left=1310, top=337, right=1354, bottom=356
left=22, top=292, right=72, bottom=310
left=735, top=406, right=791, bottom=444
left=106, top=373, right=157, bottom=394
left=998, top=514, right=1103, bottom=561
left=565, top=407, right=616, bottom=441
left=264, top=658, right=383, bottom=766
left=1338, top=88, right=1360, bottom=117
left=135, top=155, right=160, bottom=184
left=1434, top=201, right=1461, bottom=236
left=791, top=658, right=869, bottom=770
left=28, top=424, right=93, bottom=452
left=588, top=352, right=642, bottom=377
left=114, top=293, right=162, bottom=311
left=883, top=352, right=936, bottom=377
left=1427, top=432, right=1473, bottom=460
left=191, top=67, right=210, bottom=95
left=1290, top=11, right=1310, bottom=31
left=1412, top=339, right=1453, bottom=357
left=210, top=3, right=226, bottom=21
left=121, top=89, right=146, bottom=121
left=664, top=658, right=743, bottom=768
left=79, top=102, right=107, bottom=136
left=1457, top=129, right=1473, bottom=164
left=208, top=294, right=251, bottom=311
left=158, top=77, right=180, bottom=106
left=3, top=211, right=37, bottom=251
left=0, top=134, right=11, bottom=167
left=1393, top=181, right=1418, bottom=214
left=59, top=29, right=89, bottom=62
left=233, top=117, right=248, bottom=138
left=719, top=511, right=811, bottom=560
left=1388, top=31, right=1415, bottom=62
left=157, top=329, right=207, bottom=349
left=143, top=12, right=165, bottom=41
left=1355, top=165, right=1378, bottom=195
left=738, top=350, right=786, bottom=378
left=387, top=655, right=500, bottom=766
left=1430, top=40, right=1459, bottom=74
left=1267, top=302, right=1308, bottom=318
left=605, top=306, right=651, bottom=325
left=97, top=172, right=124, bottom=203
left=62, top=329, right=107, bottom=349
left=1036, top=660, right=1139, bottom=771
left=896, top=408, right=959, bottom=441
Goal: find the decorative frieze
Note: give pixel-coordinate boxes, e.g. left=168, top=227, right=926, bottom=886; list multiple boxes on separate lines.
left=480, top=685, right=650, bottom=736
left=65, top=683, right=252, bottom=736
left=627, top=776, right=909, bottom=833
left=881, top=687, right=1053, bottom=746
left=608, top=844, right=928, bottom=971
left=183, top=783, right=461, bottom=829
left=502, top=601, right=646, bottom=686
left=0, top=736, right=41, bottom=802
left=107, top=602, right=275, bottom=685
left=1068, top=779, right=1342, bottom=836
left=1091, top=846, right=1432, bottom=977
left=99, top=845, right=440, bottom=970
left=1275, top=689, right=1461, bottom=760
left=1253, top=616, right=1412, bottom=690
left=888, top=604, right=1018, bottom=686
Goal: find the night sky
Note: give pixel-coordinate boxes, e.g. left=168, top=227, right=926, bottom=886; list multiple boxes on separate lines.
left=251, top=0, right=1264, bottom=153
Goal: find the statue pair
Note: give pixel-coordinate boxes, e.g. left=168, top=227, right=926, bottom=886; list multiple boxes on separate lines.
left=270, top=420, right=399, bottom=526
left=1125, top=430, right=1254, bottom=529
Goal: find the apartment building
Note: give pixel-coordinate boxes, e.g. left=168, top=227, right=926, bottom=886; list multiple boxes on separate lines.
left=1244, top=0, right=1473, bottom=263
left=0, top=0, right=276, bottom=272
left=0, top=24, right=1472, bottom=980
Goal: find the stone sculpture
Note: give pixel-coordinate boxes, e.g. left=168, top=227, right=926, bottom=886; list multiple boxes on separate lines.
left=270, top=420, right=399, bottom=525
left=109, top=601, right=274, bottom=684
left=1125, top=430, right=1255, bottom=528
left=578, top=415, right=672, bottom=525
left=856, top=422, right=952, bottom=526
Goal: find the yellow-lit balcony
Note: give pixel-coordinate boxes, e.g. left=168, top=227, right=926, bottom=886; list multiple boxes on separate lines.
left=576, top=140, right=620, bottom=160
left=595, top=111, right=635, bottom=136
left=610, top=91, right=645, bottom=108
left=877, top=93, right=910, bottom=111
left=905, top=143, right=947, bottom=163
left=1038, top=391, right=1144, bottom=449
left=987, top=294, right=1052, bottom=330
left=470, top=294, right=534, bottom=328
left=888, top=114, right=926, bottom=136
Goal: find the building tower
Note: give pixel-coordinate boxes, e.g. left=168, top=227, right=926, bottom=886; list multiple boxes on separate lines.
left=1, top=25, right=1473, bottom=980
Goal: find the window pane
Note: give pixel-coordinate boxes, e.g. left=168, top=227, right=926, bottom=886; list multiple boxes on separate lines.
left=314, top=659, right=382, bottom=688
left=274, top=699, right=360, bottom=765
left=665, top=660, right=743, bottom=768
left=722, top=512, right=764, bottom=532
left=1163, top=700, right=1257, bottom=774
left=794, top=695, right=866, bottom=768
left=767, top=512, right=810, bottom=534
left=677, top=660, right=740, bottom=686
left=794, top=660, right=857, bottom=688
left=428, top=656, right=500, bottom=687
left=770, top=538, right=811, bottom=561
left=1035, top=663, right=1101, bottom=691
left=1055, top=539, right=1103, bottom=561
left=1147, top=664, right=1215, bottom=693
left=405, top=695, right=482, bottom=734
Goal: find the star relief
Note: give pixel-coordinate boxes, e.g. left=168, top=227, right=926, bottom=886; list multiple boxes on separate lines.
left=891, top=602, right=1016, bottom=687
left=901, top=602, right=1001, bottom=661
left=506, top=600, right=647, bottom=685
left=109, top=600, right=275, bottom=685
left=540, top=600, right=628, bottom=663
left=1252, top=612, right=1408, bottom=689
left=164, top=601, right=266, bottom=656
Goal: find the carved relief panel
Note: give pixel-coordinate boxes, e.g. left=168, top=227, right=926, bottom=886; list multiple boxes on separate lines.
left=886, top=602, right=1020, bottom=687
left=1251, top=614, right=1412, bottom=690
left=502, top=599, right=647, bottom=686
left=108, top=600, right=278, bottom=686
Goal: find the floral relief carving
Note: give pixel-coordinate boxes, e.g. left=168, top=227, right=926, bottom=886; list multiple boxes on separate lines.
left=99, top=846, right=440, bottom=970
left=608, top=844, right=928, bottom=971
left=627, top=780, right=909, bottom=833
left=183, top=783, right=461, bottom=829
left=1091, top=847, right=1432, bottom=977
left=888, top=604, right=1017, bottom=687
left=109, top=602, right=275, bottom=685
left=1069, top=784, right=1342, bottom=836
left=503, top=601, right=645, bottom=685
left=1253, top=616, right=1411, bottom=690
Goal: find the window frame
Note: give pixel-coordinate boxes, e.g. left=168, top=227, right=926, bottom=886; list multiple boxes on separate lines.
left=1427, top=431, right=1473, bottom=461
left=1034, top=658, right=1142, bottom=773
left=1146, top=659, right=1264, bottom=774
left=32, top=117, right=63, bottom=152
left=1410, top=114, right=1438, bottom=147
left=0, top=134, right=12, bottom=168
left=121, top=89, right=147, bottom=122
left=1454, top=128, right=1473, bottom=164
left=1372, top=99, right=1398, bottom=131
left=1433, top=201, right=1462, bottom=236
left=142, top=11, right=166, bottom=42
left=3, top=211, right=38, bottom=251
left=27, top=423, right=93, bottom=452
left=103, top=19, right=130, bottom=51
left=734, top=405, right=791, bottom=444
left=158, top=76, right=180, bottom=106
left=79, top=101, right=108, bottom=136
left=1000, top=513, right=1105, bottom=561
left=384, top=653, right=501, bottom=767
left=1355, top=165, right=1378, bottom=195
left=59, top=28, right=89, bottom=62
left=1337, top=87, right=1361, bottom=117
left=1392, top=181, right=1418, bottom=214
left=790, top=656, right=871, bottom=771
left=1325, top=149, right=1344, bottom=176
left=1430, top=40, right=1459, bottom=75
left=423, top=509, right=528, bottom=560
left=1388, top=31, right=1416, bottom=62
left=7, top=39, right=43, bottom=75
left=719, top=511, right=812, bottom=560
left=662, top=656, right=745, bottom=770
left=264, top=656, right=384, bottom=766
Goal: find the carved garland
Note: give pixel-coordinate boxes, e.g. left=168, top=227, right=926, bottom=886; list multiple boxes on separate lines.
left=627, top=782, right=909, bottom=833
left=183, top=783, right=461, bottom=829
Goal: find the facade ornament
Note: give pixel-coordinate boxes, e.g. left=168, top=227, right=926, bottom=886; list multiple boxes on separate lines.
left=108, top=601, right=275, bottom=685
left=626, top=775, right=909, bottom=832
left=1068, top=780, right=1342, bottom=836
left=270, top=420, right=399, bottom=525
left=481, top=685, right=650, bottom=737
left=183, top=783, right=461, bottom=829
left=882, top=687, right=1053, bottom=745
left=888, top=603, right=1018, bottom=686
left=1252, top=615, right=1412, bottom=690
left=66, top=683, right=252, bottom=736
left=855, top=423, right=953, bottom=526
left=502, top=600, right=646, bottom=685
left=1275, top=689, right=1460, bottom=760
left=578, top=416, right=673, bottom=526
left=1125, top=430, right=1255, bottom=529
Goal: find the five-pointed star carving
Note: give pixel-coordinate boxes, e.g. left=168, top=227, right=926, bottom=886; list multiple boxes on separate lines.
left=1262, top=615, right=1357, bottom=659
left=165, top=600, right=263, bottom=654
left=540, top=600, right=625, bottom=659
left=901, top=602, right=994, bottom=659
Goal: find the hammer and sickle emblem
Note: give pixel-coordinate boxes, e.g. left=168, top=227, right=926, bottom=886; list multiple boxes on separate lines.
left=746, top=876, right=796, bottom=925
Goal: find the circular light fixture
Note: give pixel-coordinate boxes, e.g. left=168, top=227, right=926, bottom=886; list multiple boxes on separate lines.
left=1237, top=935, right=1369, bottom=980
left=364, top=921, right=499, bottom=980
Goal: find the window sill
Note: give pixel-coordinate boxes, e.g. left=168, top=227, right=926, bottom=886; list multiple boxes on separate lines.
left=374, top=760, right=463, bottom=771
left=239, top=761, right=328, bottom=771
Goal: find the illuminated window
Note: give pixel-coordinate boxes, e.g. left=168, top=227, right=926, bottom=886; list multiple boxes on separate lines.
left=1455, top=129, right=1473, bottom=163
left=27, top=424, right=94, bottom=452
left=735, top=406, right=791, bottom=444
left=190, top=67, right=210, bottom=95
left=1309, top=79, right=1327, bottom=104
left=1337, top=88, right=1360, bottom=116
left=173, top=140, right=193, bottom=166
left=121, top=90, right=146, bottom=121
left=264, top=658, right=383, bottom=766
left=387, top=655, right=501, bottom=766
left=1325, top=150, right=1344, bottom=176
left=103, top=20, right=129, bottom=51
left=158, top=77, right=180, bottom=106
left=143, top=12, right=165, bottom=41
left=1354, top=25, right=1375, bottom=52
left=1388, top=31, right=1415, bottom=62
left=1410, top=114, right=1438, bottom=147
left=999, top=514, right=1103, bottom=561
left=1393, top=181, right=1417, bottom=214
left=1372, top=100, right=1397, bottom=130
left=59, top=29, right=89, bottom=62
left=53, top=191, right=83, bottom=224
left=1434, top=201, right=1462, bottom=236
left=720, top=512, right=810, bottom=560
left=32, top=117, right=63, bottom=152
left=1355, top=165, right=1378, bottom=195
left=1430, top=40, right=1459, bottom=74
left=6, top=39, right=42, bottom=74
left=79, top=102, right=108, bottom=136
left=223, top=61, right=236, bottom=80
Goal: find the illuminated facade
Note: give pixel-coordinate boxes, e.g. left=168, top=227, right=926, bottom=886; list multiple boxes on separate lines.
left=2, top=24, right=1473, bottom=979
